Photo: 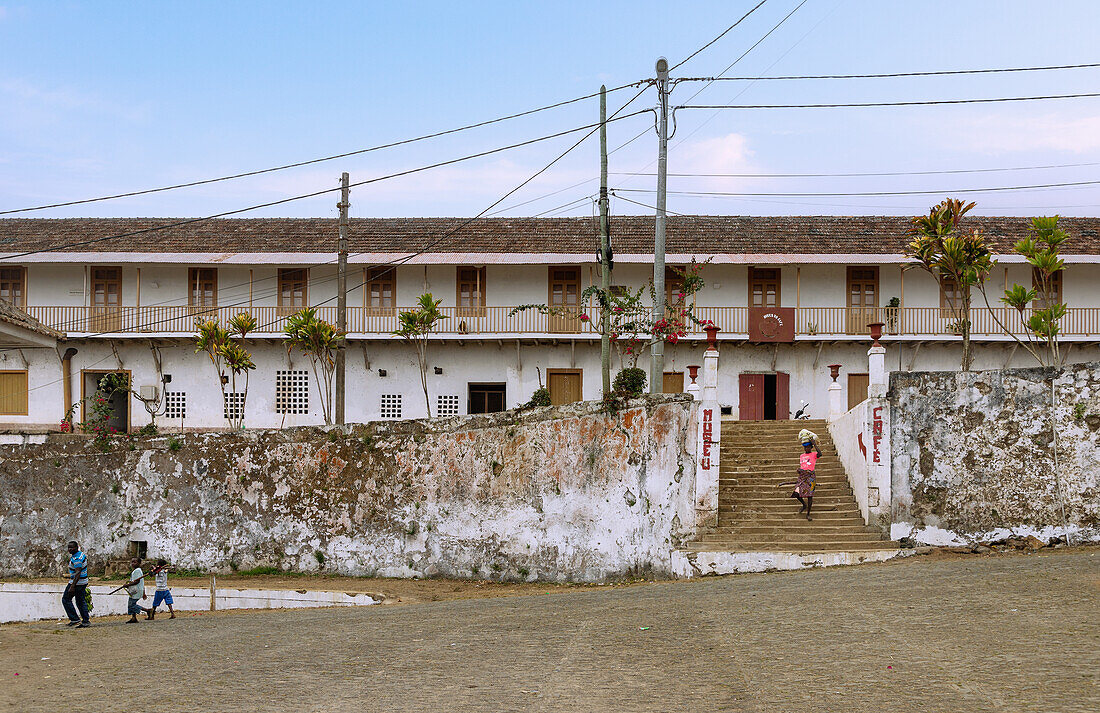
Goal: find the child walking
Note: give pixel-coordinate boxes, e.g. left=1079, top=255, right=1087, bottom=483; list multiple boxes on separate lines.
left=121, top=557, right=151, bottom=623
left=148, top=559, right=175, bottom=619
left=792, top=431, right=822, bottom=520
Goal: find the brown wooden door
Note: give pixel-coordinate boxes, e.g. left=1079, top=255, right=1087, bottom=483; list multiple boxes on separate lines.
left=776, top=372, right=790, bottom=420
left=90, top=266, right=122, bottom=332
left=548, top=369, right=582, bottom=405
left=662, top=371, right=684, bottom=394
left=848, top=373, right=869, bottom=410
left=456, top=266, right=486, bottom=318
left=847, top=267, right=878, bottom=334
left=739, top=374, right=764, bottom=420
left=548, top=267, right=582, bottom=333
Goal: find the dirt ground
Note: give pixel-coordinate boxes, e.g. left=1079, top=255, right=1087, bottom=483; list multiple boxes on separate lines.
left=2, top=547, right=1097, bottom=713
left=5, top=543, right=1091, bottom=608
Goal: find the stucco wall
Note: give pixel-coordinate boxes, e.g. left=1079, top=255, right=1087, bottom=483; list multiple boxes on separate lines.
left=0, top=395, right=697, bottom=582
left=889, top=363, right=1100, bottom=543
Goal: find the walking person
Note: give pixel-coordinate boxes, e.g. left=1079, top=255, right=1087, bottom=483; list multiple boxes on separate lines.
left=120, top=557, right=151, bottom=623
left=147, top=559, right=176, bottom=619
left=61, top=540, right=90, bottom=628
left=791, top=435, right=823, bottom=521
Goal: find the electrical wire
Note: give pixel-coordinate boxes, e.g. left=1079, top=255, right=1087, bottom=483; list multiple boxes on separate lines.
left=0, top=110, right=650, bottom=262
left=613, top=178, right=1100, bottom=197
left=0, top=82, right=644, bottom=217
left=610, top=193, right=688, bottom=216
left=674, top=61, right=1100, bottom=82
left=610, top=161, right=1100, bottom=179
left=678, top=92, right=1100, bottom=109
left=670, top=0, right=769, bottom=71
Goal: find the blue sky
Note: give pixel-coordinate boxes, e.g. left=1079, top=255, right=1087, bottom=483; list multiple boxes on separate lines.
left=2, top=0, right=1099, bottom=219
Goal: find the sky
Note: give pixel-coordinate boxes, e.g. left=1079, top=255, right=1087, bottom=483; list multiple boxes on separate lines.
left=1, top=0, right=1099, bottom=220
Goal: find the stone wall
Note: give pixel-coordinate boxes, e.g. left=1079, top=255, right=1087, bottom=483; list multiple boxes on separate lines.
left=890, top=363, right=1100, bottom=543
left=0, top=395, right=697, bottom=582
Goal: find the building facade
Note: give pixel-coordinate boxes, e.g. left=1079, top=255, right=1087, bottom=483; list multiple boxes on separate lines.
left=1, top=215, right=1098, bottom=432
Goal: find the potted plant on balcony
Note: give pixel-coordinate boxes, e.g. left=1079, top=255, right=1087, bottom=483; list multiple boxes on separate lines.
left=884, top=297, right=900, bottom=334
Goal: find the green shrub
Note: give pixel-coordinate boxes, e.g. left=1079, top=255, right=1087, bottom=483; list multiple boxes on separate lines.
left=237, top=565, right=280, bottom=576
left=524, top=388, right=551, bottom=408
left=167, top=436, right=182, bottom=452
left=613, top=367, right=647, bottom=397
left=138, top=423, right=158, bottom=437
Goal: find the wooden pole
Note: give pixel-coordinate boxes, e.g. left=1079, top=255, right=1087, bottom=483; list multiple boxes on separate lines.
left=335, top=173, right=350, bottom=425
left=598, top=86, right=612, bottom=396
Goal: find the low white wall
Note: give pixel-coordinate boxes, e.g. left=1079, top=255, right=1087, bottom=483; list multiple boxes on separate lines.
left=827, top=397, right=891, bottom=528
left=0, top=582, right=377, bottom=624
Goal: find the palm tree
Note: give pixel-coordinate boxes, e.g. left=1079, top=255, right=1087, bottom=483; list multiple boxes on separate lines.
left=283, top=307, right=344, bottom=425
left=905, top=199, right=994, bottom=371
left=393, top=293, right=447, bottom=417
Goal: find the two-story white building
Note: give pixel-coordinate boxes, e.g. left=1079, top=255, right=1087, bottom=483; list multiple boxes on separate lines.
left=1, top=215, right=1098, bottom=433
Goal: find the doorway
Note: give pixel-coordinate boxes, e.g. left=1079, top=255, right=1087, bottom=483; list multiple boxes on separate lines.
left=81, top=370, right=130, bottom=434
left=738, top=372, right=790, bottom=421
left=547, top=369, right=582, bottom=406
left=848, top=373, right=869, bottom=410
left=662, top=371, right=684, bottom=394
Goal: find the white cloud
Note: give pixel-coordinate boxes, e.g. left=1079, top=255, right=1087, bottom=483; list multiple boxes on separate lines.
left=947, top=113, right=1100, bottom=155
left=676, top=132, right=755, bottom=174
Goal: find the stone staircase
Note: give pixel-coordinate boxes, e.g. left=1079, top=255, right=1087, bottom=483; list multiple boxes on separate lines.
left=682, top=418, right=898, bottom=555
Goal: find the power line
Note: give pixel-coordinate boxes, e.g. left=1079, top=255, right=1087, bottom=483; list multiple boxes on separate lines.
left=670, top=0, right=769, bottom=71
left=610, top=193, right=688, bottom=216
left=678, top=92, right=1100, bottom=109
left=0, top=82, right=644, bottom=217
left=611, top=161, right=1100, bottom=179
left=613, top=178, right=1100, bottom=197
left=36, top=85, right=653, bottom=340
left=0, top=110, right=650, bottom=261
left=678, top=0, right=810, bottom=107
left=675, top=61, right=1100, bottom=82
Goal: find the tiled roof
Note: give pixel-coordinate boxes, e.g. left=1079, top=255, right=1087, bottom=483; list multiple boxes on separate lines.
left=2, top=215, right=1100, bottom=255
left=0, top=299, right=62, bottom=339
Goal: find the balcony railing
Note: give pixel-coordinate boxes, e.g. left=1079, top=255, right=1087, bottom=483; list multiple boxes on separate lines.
left=24, top=305, right=1100, bottom=338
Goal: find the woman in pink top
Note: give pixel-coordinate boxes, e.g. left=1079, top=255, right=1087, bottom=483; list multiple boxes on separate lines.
left=792, top=438, right=822, bottom=520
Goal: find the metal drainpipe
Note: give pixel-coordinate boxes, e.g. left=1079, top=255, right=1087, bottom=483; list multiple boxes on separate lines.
left=61, top=347, right=78, bottom=424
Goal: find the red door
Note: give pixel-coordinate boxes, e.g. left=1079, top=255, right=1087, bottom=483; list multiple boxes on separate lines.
left=776, top=372, right=790, bottom=420
left=739, top=374, right=764, bottom=420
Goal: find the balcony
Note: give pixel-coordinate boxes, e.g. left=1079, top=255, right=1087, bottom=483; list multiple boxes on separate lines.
left=23, top=305, right=1100, bottom=339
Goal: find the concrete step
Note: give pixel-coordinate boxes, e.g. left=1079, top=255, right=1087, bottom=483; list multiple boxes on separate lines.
left=699, top=531, right=887, bottom=544
left=718, top=505, right=861, bottom=515
left=703, top=526, right=879, bottom=537
left=717, top=512, right=862, bottom=523
left=680, top=541, right=900, bottom=553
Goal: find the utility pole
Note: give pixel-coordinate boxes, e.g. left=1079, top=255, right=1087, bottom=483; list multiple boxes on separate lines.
left=598, top=85, right=612, bottom=396
left=650, top=57, right=670, bottom=394
left=335, top=172, right=350, bottom=425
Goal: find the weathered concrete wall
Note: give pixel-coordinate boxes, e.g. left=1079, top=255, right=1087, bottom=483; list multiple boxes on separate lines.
left=828, top=396, right=891, bottom=528
left=890, top=363, right=1100, bottom=543
left=0, top=395, right=697, bottom=582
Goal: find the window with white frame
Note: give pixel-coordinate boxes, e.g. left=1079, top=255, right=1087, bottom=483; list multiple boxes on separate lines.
left=380, top=394, right=402, bottom=420
left=164, top=391, right=186, bottom=420
left=275, top=370, right=309, bottom=414
left=223, top=392, right=245, bottom=421
left=437, top=394, right=460, bottom=417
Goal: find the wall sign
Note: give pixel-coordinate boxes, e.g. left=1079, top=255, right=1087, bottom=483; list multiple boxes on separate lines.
left=701, top=408, right=714, bottom=471
left=748, top=307, right=795, bottom=342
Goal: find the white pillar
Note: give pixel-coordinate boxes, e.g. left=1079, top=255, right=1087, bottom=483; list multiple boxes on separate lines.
left=868, top=344, right=887, bottom=398
left=686, top=379, right=700, bottom=401
left=828, top=381, right=844, bottom=421
left=695, top=345, right=720, bottom=530
left=701, top=347, right=718, bottom=402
